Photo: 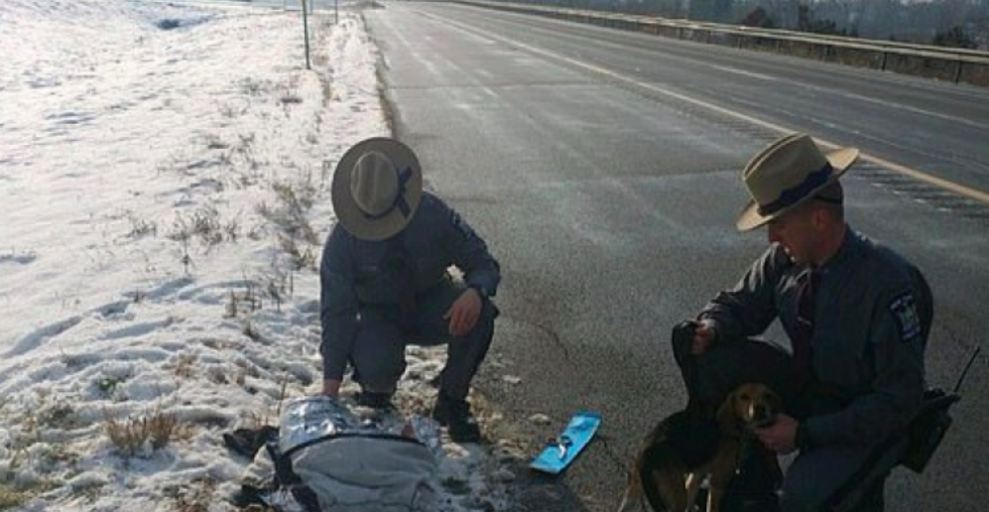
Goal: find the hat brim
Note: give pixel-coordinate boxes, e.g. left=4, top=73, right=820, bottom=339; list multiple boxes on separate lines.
left=332, top=138, right=423, bottom=241
left=736, top=146, right=858, bottom=232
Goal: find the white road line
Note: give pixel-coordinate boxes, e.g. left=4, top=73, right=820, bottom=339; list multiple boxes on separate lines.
left=413, top=7, right=989, bottom=207
left=709, top=64, right=778, bottom=82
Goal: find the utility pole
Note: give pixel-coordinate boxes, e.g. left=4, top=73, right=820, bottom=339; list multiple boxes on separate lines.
left=301, top=0, right=311, bottom=70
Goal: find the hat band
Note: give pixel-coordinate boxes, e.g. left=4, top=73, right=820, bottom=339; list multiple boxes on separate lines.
left=362, top=166, right=414, bottom=221
left=757, top=162, right=834, bottom=217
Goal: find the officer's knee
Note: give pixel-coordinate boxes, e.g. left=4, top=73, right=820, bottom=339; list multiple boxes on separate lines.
left=352, top=326, right=406, bottom=392
left=355, top=360, right=405, bottom=393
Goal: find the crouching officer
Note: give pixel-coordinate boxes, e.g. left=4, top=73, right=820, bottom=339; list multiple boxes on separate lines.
left=320, top=137, right=500, bottom=443
left=672, top=134, right=929, bottom=511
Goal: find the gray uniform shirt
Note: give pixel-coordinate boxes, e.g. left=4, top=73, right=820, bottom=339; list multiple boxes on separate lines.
left=700, top=228, right=925, bottom=448
left=319, top=193, right=501, bottom=381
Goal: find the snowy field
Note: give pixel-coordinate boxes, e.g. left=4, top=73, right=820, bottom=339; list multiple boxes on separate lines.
left=0, top=1, right=511, bottom=510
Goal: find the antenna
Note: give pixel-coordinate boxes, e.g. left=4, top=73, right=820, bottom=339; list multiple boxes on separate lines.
left=953, top=345, right=982, bottom=394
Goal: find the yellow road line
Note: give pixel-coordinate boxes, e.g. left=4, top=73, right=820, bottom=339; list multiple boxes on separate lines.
left=417, top=7, right=989, bottom=206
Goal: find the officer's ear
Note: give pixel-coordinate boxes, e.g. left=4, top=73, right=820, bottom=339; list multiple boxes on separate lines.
left=808, top=203, right=832, bottom=232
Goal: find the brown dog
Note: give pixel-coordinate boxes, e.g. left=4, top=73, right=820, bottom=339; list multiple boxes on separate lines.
left=617, top=383, right=783, bottom=512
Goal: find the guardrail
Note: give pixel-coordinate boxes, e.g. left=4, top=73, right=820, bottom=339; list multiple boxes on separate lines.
left=454, top=0, right=989, bottom=87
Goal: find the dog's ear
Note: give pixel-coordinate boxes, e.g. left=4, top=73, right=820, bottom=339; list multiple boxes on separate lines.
left=716, top=392, right=741, bottom=435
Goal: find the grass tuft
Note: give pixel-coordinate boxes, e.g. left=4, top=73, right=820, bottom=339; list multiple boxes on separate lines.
left=104, top=407, right=185, bottom=457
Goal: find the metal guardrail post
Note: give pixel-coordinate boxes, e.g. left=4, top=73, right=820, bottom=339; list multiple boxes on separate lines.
left=954, top=60, right=964, bottom=83
left=301, top=0, right=311, bottom=70
left=881, top=51, right=888, bottom=71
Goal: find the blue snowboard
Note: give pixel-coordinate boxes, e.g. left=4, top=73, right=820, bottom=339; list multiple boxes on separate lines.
left=530, top=410, right=601, bottom=474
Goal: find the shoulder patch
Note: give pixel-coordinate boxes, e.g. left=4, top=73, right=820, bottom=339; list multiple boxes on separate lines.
left=889, top=292, right=922, bottom=342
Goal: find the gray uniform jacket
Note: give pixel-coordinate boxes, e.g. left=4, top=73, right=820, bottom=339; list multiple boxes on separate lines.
left=699, top=228, right=925, bottom=448
left=320, top=193, right=501, bottom=381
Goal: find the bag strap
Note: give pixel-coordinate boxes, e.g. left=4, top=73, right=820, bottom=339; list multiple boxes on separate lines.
left=266, top=441, right=321, bottom=512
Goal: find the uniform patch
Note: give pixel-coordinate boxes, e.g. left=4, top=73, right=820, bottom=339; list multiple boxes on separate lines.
left=889, top=292, right=922, bottom=342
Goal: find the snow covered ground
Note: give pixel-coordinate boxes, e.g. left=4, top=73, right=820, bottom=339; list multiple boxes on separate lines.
left=0, top=1, right=512, bottom=510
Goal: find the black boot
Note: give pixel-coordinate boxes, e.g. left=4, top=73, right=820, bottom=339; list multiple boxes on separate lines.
left=432, top=393, right=481, bottom=443
left=356, top=391, right=394, bottom=410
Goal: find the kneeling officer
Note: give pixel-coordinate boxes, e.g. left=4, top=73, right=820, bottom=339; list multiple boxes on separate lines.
left=319, top=138, right=500, bottom=443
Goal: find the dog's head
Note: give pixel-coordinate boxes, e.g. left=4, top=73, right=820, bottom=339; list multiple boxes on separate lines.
left=717, top=383, right=783, bottom=435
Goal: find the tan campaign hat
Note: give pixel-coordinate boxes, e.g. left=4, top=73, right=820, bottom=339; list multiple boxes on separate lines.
left=736, top=133, right=859, bottom=232
left=331, top=137, right=423, bottom=241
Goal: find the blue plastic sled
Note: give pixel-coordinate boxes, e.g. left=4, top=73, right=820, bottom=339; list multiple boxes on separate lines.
left=530, top=410, right=601, bottom=474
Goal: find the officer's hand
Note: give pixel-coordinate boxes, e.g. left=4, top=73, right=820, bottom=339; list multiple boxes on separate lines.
left=755, top=413, right=798, bottom=454
left=692, top=319, right=717, bottom=355
left=444, top=288, right=482, bottom=337
left=322, top=378, right=341, bottom=398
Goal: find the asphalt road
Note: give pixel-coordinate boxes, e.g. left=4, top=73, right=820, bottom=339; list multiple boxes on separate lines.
left=365, top=2, right=989, bottom=510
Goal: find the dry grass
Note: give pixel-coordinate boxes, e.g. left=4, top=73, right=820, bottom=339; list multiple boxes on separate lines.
left=0, top=484, right=27, bottom=510
left=238, top=77, right=268, bottom=96
left=206, top=366, right=228, bottom=385
left=218, top=101, right=247, bottom=119
left=262, top=270, right=289, bottom=312
left=242, top=318, right=264, bottom=343
left=0, top=481, right=58, bottom=511
left=126, top=213, right=158, bottom=239
left=165, top=477, right=216, bottom=512
left=279, top=179, right=316, bottom=227
left=240, top=374, right=290, bottom=429
left=257, top=175, right=320, bottom=271
left=0, top=483, right=37, bottom=510
left=278, top=234, right=317, bottom=271
left=104, top=407, right=188, bottom=457
left=225, top=282, right=263, bottom=319
left=96, top=375, right=127, bottom=398
left=234, top=367, right=249, bottom=388
left=242, top=505, right=275, bottom=512
left=168, top=207, right=240, bottom=251
left=319, top=73, right=333, bottom=106
left=202, top=133, right=228, bottom=150
left=271, top=180, right=317, bottom=243
left=167, top=353, right=197, bottom=379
